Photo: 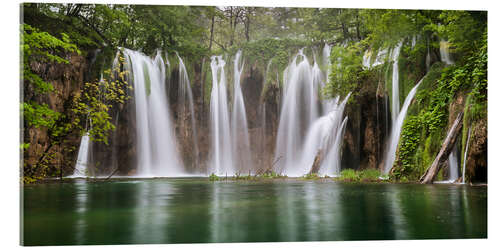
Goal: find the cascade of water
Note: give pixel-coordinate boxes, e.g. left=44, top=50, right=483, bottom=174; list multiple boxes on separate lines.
left=210, top=56, right=234, bottom=175
left=411, top=36, right=417, bottom=49
left=391, top=41, right=403, bottom=123
left=462, top=128, right=471, bottom=184
left=363, top=50, right=372, bottom=68
left=274, top=49, right=321, bottom=175
left=71, top=132, right=90, bottom=177
left=298, top=93, right=351, bottom=176
left=426, top=48, right=431, bottom=72
left=177, top=54, right=200, bottom=169
left=260, top=103, right=267, bottom=167
left=383, top=79, right=422, bottom=174
left=231, top=50, right=252, bottom=173
left=122, top=48, right=183, bottom=177
left=448, top=144, right=460, bottom=182
left=373, top=48, right=389, bottom=67
left=440, top=40, right=454, bottom=65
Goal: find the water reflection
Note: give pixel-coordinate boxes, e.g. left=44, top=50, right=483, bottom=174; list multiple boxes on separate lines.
left=73, top=180, right=88, bottom=244
left=132, top=180, right=175, bottom=244
left=22, top=180, right=487, bottom=246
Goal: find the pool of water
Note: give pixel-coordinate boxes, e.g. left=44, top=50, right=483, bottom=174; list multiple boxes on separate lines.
left=21, top=178, right=487, bottom=245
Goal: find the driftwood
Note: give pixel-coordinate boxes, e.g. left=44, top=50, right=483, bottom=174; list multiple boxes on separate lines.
left=309, top=150, right=323, bottom=174
left=420, top=112, right=463, bottom=184
left=105, top=168, right=120, bottom=180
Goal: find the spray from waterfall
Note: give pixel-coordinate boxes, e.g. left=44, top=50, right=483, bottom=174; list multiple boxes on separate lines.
left=121, top=48, right=183, bottom=177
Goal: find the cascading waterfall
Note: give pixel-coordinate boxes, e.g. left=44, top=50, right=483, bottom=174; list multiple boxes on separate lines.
left=363, top=50, right=372, bottom=68
left=122, top=49, right=183, bottom=177
left=177, top=54, right=200, bottom=168
left=298, top=94, right=351, bottom=176
left=391, top=41, right=403, bottom=123
left=448, top=144, right=459, bottom=182
left=274, top=46, right=349, bottom=176
left=71, top=132, right=90, bottom=177
left=426, top=48, right=431, bottom=72
left=274, top=49, right=321, bottom=175
left=231, top=51, right=252, bottom=172
left=440, top=40, right=454, bottom=65
left=210, top=56, right=234, bottom=175
left=383, top=79, right=422, bottom=174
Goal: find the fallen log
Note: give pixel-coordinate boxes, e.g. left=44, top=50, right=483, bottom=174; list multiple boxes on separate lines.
left=309, top=150, right=323, bottom=174
left=420, top=112, right=463, bottom=184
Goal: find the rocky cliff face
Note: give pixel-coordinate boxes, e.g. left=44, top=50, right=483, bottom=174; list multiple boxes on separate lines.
left=342, top=76, right=391, bottom=171
left=23, top=53, right=88, bottom=177
left=24, top=48, right=487, bottom=182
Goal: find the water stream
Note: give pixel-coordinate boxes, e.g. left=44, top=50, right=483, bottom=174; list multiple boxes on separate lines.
left=122, top=49, right=183, bottom=177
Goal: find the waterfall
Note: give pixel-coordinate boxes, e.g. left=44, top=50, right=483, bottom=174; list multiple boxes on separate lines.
left=448, top=144, right=459, bottom=182
left=231, top=50, right=252, bottom=172
left=209, top=56, right=234, bottom=175
left=298, top=94, right=351, bottom=176
left=391, top=41, right=403, bottom=123
left=274, top=49, right=321, bottom=175
left=426, top=49, right=431, bottom=72
left=462, top=128, right=472, bottom=184
left=274, top=47, right=349, bottom=176
left=122, top=49, right=183, bottom=177
left=440, top=40, right=454, bottom=65
left=362, top=50, right=372, bottom=68
left=383, top=79, right=422, bottom=174
left=71, top=132, right=90, bottom=177
left=177, top=54, right=200, bottom=169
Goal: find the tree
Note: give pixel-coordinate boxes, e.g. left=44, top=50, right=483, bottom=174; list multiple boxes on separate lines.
left=21, top=24, right=131, bottom=183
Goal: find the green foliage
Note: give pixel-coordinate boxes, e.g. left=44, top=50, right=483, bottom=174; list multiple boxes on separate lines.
left=302, top=173, right=320, bottom=180
left=338, top=169, right=359, bottom=181
left=71, top=55, right=132, bottom=144
left=392, top=28, right=486, bottom=181
left=209, top=173, right=220, bottom=181
left=359, top=169, right=381, bottom=181
left=324, top=43, right=367, bottom=100
left=336, top=169, right=383, bottom=182
left=232, top=38, right=311, bottom=84
left=258, top=171, right=286, bottom=179
left=22, top=23, right=79, bottom=95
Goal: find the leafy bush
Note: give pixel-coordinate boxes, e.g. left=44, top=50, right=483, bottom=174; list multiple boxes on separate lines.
left=338, top=169, right=359, bottom=181
left=302, top=173, right=320, bottom=180
left=359, top=169, right=381, bottom=181
left=209, top=173, right=220, bottom=181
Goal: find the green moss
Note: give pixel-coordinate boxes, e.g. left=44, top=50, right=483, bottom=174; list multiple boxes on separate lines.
left=143, top=62, right=151, bottom=96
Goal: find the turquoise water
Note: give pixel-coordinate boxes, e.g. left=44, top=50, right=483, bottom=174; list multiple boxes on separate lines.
left=22, top=178, right=487, bottom=245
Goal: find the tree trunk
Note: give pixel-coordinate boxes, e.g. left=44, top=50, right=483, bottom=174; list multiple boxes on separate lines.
left=309, top=150, right=323, bottom=174
left=420, top=112, right=463, bottom=184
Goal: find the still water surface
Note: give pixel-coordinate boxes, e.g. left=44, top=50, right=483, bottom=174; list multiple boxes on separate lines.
left=22, top=178, right=487, bottom=245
